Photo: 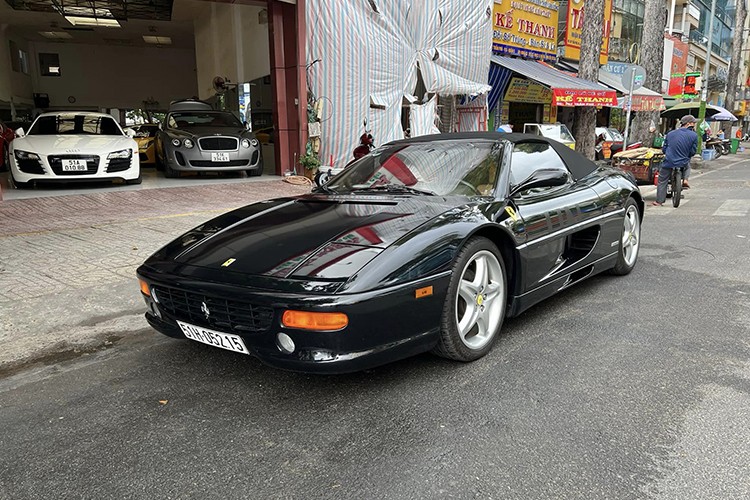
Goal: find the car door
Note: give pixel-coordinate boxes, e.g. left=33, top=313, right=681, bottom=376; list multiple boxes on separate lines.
left=505, top=142, right=603, bottom=294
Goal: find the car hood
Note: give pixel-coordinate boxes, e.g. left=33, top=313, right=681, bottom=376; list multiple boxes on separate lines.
left=166, top=127, right=248, bottom=138
left=150, top=194, right=466, bottom=280
left=12, top=135, right=136, bottom=154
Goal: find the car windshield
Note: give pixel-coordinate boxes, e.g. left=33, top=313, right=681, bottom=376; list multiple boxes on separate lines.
left=169, top=112, right=243, bottom=128
left=608, top=128, right=624, bottom=141
left=28, top=114, right=122, bottom=136
left=538, top=124, right=575, bottom=142
left=323, top=140, right=503, bottom=197
left=134, top=125, right=159, bottom=138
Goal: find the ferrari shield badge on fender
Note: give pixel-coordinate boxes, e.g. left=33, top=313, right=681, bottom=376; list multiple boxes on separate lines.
left=505, top=206, right=518, bottom=222
left=221, top=258, right=237, bottom=267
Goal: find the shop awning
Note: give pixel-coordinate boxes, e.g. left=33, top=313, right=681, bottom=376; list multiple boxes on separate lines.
left=597, top=70, right=666, bottom=112
left=490, top=55, right=618, bottom=107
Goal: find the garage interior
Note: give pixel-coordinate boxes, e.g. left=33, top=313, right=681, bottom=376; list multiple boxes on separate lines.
left=0, top=0, right=306, bottom=194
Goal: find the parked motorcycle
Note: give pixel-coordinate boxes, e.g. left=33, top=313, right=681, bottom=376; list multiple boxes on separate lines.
left=705, top=137, right=727, bottom=157
left=314, top=119, right=375, bottom=187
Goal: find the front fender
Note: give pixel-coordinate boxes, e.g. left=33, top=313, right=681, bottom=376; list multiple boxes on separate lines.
left=340, top=203, right=514, bottom=294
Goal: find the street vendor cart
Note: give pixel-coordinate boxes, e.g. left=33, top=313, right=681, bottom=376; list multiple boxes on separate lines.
left=612, top=147, right=664, bottom=184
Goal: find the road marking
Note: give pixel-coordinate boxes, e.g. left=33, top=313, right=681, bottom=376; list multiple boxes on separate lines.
left=713, top=200, right=750, bottom=217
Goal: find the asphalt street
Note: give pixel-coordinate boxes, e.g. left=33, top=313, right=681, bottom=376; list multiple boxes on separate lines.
left=1, top=158, right=749, bottom=499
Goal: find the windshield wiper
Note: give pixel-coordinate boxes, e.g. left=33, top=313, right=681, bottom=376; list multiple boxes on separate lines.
left=350, top=184, right=435, bottom=196
left=312, top=184, right=338, bottom=194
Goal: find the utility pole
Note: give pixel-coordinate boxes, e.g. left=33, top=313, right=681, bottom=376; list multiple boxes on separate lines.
left=697, top=0, right=717, bottom=153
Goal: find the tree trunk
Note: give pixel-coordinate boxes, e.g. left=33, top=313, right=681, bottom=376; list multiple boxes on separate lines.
left=572, top=0, right=605, bottom=160
left=630, top=0, right=667, bottom=147
left=723, top=0, right=747, bottom=135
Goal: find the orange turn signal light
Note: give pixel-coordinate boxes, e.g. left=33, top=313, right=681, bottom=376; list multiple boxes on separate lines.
left=138, top=278, right=151, bottom=297
left=281, top=310, right=348, bottom=331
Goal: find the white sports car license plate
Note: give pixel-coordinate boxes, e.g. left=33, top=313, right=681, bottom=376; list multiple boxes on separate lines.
left=61, top=159, right=88, bottom=171
left=211, top=152, right=230, bottom=162
left=177, top=320, right=249, bottom=355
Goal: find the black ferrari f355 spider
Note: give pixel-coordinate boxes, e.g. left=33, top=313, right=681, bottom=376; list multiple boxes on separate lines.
left=137, top=132, right=643, bottom=373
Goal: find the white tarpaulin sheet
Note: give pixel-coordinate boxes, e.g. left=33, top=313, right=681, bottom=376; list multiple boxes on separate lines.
left=307, top=0, right=492, bottom=168
left=409, top=95, right=441, bottom=137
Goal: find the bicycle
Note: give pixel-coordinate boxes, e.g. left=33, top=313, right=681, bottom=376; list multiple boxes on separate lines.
left=666, top=165, right=686, bottom=208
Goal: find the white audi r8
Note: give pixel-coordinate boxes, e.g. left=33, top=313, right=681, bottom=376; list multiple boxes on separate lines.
left=8, top=112, right=141, bottom=188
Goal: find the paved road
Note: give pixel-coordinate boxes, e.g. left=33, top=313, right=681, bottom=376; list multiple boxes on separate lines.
left=1, top=160, right=749, bottom=499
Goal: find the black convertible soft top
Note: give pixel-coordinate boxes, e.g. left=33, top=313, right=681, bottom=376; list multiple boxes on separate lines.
left=387, top=131, right=598, bottom=181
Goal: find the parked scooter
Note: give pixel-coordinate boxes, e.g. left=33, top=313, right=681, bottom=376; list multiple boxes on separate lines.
left=705, top=137, right=727, bottom=157
left=314, top=119, right=374, bottom=187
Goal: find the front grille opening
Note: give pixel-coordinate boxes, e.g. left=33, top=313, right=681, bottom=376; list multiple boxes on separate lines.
left=153, top=286, right=274, bottom=335
left=106, top=158, right=131, bottom=173
left=199, top=137, right=239, bottom=151
left=175, top=151, right=186, bottom=166
left=189, top=159, right=249, bottom=167
left=17, top=158, right=45, bottom=174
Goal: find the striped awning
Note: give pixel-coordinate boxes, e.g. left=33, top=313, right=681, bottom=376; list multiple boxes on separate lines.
left=491, top=55, right=618, bottom=107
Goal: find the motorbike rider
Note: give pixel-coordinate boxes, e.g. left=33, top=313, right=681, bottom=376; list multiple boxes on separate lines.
left=652, top=114, right=698, bottom=207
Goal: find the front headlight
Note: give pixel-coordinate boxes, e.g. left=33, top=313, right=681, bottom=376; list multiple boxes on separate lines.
left=183, top=139, right=194, bottom=149
left=14, top=150, right=40, bottom=161
left=241, top=138, right=251, bottom=148
left=108, top=149, right=132, bottom=159
left=250, top=138, right=259, bottom=147
left=171, top=138, right=181, bottom=147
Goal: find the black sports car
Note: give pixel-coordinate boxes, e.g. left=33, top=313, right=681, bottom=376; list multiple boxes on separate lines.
left=137, top=132, right=643, bottom=373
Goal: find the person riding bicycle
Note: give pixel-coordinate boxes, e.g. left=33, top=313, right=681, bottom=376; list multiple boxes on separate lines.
left=653, top=114, right=698, bottom=207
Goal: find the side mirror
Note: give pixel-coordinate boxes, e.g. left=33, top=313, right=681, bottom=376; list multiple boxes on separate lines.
left=124, top=128, right=136, bottom=138
left=15, top=127, right=25, bottom=138
left=510, top=168, right=568, bottom=197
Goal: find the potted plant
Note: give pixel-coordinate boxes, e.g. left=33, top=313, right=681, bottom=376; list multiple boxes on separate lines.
left=299, top=152, right=321, bottom=179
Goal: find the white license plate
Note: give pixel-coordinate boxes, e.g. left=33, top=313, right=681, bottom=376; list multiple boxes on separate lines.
left=61, top=159, right=88, bottom=171
left=176, top=320, right=249, bottom=355
left=211, top=152, right=230, bottom=162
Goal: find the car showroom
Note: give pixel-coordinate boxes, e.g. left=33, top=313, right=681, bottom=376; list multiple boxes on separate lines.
left=0, top=0, right=307, bottom=196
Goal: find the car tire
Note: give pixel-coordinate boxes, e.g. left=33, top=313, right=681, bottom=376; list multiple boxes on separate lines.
left=164, top=162, right=178, bottom=178
left=609, top=198, right=641, bottom=276
left=126, top=174, right=142, bottom=185
left=154, top=146, right=165, bottom=172
left=1, top=145, right=9, bottom=173
left=433, top=237, right=507, bottom=362
left=247, top=157, right=263, bottom=177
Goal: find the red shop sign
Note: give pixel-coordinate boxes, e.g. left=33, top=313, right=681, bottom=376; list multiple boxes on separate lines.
left=552, top=88, right=617, bottom=107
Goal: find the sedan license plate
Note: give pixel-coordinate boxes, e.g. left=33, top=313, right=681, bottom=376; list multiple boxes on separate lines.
left=211, top=152, right=230, bottom=162
left=61, top=159, right=88, bottom=171
left=176, top=320, right=249, bottom=355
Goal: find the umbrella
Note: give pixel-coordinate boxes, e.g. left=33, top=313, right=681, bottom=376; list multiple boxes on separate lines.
left=660, top=102, right=721, bottom=120
left=706, top=105, right=738, bottom=122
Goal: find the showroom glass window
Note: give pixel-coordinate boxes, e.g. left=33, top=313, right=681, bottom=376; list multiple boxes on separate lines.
left=29, top=115, right=122, bottom=136
left=9, top=41, right=30, bottom=74
left=509, top=142, right=570, bottom=189
left=39, top=53, right=61, bottom=77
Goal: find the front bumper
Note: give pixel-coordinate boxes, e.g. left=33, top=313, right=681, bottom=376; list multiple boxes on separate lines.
left=165, top=142, right=262, bottom=173
left=137, top=269, right=449, bottom=374
left=10, top=151, right=140, bottom=183
left=139, top=145, right=156, bottom=164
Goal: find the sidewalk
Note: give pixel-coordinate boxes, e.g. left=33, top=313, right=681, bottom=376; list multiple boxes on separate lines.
left=0, top=179, right=311, bottom=374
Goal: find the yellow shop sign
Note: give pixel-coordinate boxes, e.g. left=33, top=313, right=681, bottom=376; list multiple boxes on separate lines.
left=492, top=0, right=560, bottom=63
left=504, top=78, right=553, bottom=104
